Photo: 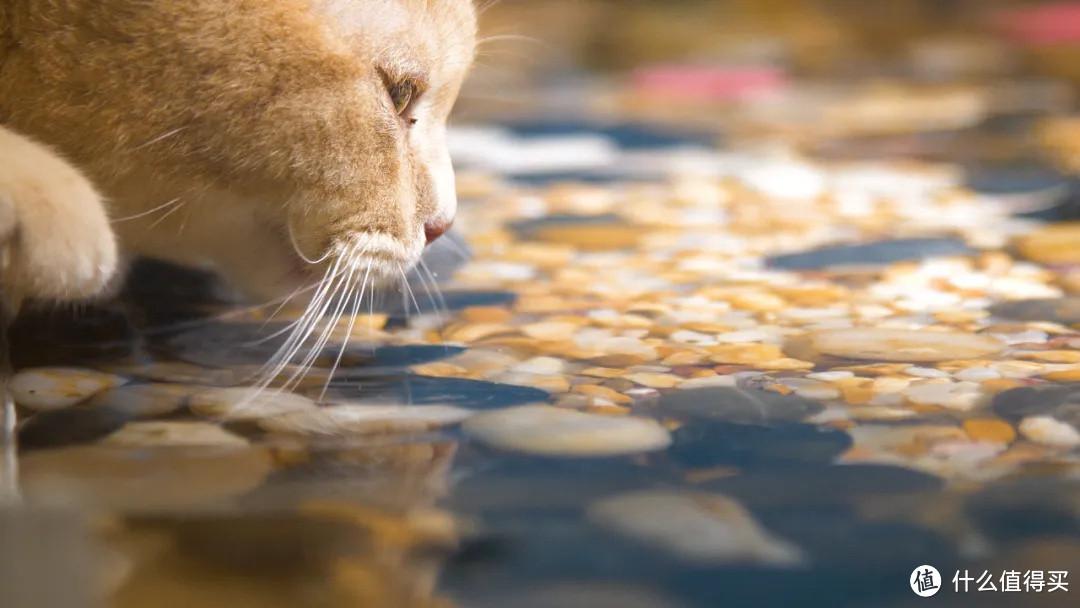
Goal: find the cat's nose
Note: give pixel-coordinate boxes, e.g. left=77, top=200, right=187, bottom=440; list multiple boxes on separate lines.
left=424, top=219, right=453, bottom=246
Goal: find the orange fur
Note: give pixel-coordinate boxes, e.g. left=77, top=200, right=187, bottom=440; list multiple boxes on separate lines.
left=0, top=0, right=476, bottom=302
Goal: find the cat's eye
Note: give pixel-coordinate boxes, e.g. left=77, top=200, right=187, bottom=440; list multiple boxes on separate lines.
left=383, top=76, right=422, bottom=126
left=388, top=81, right=414, bottom=117
left=378, top=69, right=424, bottom=127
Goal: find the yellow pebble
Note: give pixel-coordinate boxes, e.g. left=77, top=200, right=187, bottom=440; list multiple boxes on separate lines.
left=757, top=358, right=815, bottom=371
left=445, top=323, right=517, bottom=343
left=573, top=384, right=633, bottom=404
left=624, top=373, right=681, bottom=388
left=662, top=351, right=708, bottom=366
left=411, top=363, right=469, bottom=377
left=979, top=378, right=1025, bottom=393
left=841, top=385, right=875, bottom=406
left=1041, top=368, right=1080, bottom=381
left=521, top=321, right=580, bottom=341
left=963, top=419, right=1016, bottom=444
left=707, top=343, right=786, bottom=365
left=580, top=367, right=626, bottom=379
left=461, top=306, right=513, bottom=323
left=1018, top=351, right=1080, bottom=364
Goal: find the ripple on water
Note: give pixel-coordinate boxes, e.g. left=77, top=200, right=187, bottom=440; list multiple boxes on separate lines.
left=658, top=386, right=825, bottom=425
left=160, top=322, right=465, bottom=371
left=766, top=237, right=975, bottom=271
left=319, top=376, right=551, bottom=410
left=670, top=421, right=852, bottom=469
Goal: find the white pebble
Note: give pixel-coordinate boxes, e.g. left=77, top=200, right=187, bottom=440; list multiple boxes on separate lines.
left=953, top=367, right=1001, bottom=381
left=511, top=356, right=566, bottom=375
left=716, top=331, right=769, bottom=343
left=904, top=367, right=951, bottom=378
left=102, top=421, right=249, bottom=448
left=868, top=393, right=904, bottom=408
left=808, top=328, right=1004, bottom=363
left=669, top=330, right=716, bottom=345
left=793, top=386, right=841, bottom=401
left=189, top=388, right=316, bottom=421
left=260, top=403, right=475, bottom=435
left=987, top=330, right=1048, bottom=345
left=806, top=371, right=855, bottom=381
left=11, top=368, right=128, bottom=411
left=678, top=375, right=739, bottom=389
left=588, top=491, right=805, bottom=566
left=903, top=381, right=984, bottom=411
left=1019, top=416, right=1080, bottom=448
left=463, top=405, right=671, bottom=457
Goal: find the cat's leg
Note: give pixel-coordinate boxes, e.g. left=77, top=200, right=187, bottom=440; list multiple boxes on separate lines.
left=0, top=126, right=118, bottom=306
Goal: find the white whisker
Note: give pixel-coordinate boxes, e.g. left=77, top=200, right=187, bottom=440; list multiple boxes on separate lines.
left=319, top=263, right=372, bottom=400
left=241, top=250, right=351, bottom=396
left=399, top=265, right=423, bottom=320
left=287, top=216, right=332, bottom=265
left=418, top=258, right=451, bottom=319
left=144, top=199, right=186, bottom=232
left=438, top=235, right=472, bottom=260
left=280, top=256, right=361, bottom=392
left=132, top=126, right=187, bottom=151
left=111, top=198, right=181, bottom=223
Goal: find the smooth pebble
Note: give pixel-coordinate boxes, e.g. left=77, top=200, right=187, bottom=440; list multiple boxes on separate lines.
left=904, top=381, right=984, bottom=411
left=188, top=387, right=317, bottom=421
left=102, top=421, right=249, bottom=448
left=259, top=403, right=475, bottom=435
left=587, top=491, right=805, bottom=565
left=11, top=368, right=128, bottom=411
left=661, top=386, right=825, bottom=424
left=463, top=405, right=672, bottom=457
left=1018, top=416, right=1080, bottom=448
left=88, top=383, right=202, bottom=418
left=805, top=328, right=1005, bottom=362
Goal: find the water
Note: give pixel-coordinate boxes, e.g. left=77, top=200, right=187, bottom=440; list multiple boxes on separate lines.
left=4, top=122, right=1080, bottom=608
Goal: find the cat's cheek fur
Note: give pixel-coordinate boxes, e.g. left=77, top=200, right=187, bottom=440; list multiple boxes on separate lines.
left=0, top=126, right=118, bottom=303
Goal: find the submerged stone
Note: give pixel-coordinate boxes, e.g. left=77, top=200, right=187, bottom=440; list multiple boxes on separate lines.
left=587, top=491, right=805, bottom=566
left=18, top=406, right=134, bottom=450
left=463, top=405, right=671, bottom=457
left=20, top=445, right=274, bottom=510
left=767, top=238, right=974, bottom=270
left=162, top=322, right=464, bottom=371
left=189, top=387, right=317, bottom=422
left=88, top=383, right=201, bottom=418
left=10, top=367, right=128, bottom=412
left=102, top=421, right=250, bottom=448
left=992, top=384, right=1080, bottom=430
left=320, top=376, right=551, bottom=410
left=670, top=421, right=852, bottom=469
left=659, top=387, right=824, bottom=425
left=700, top=464, right=943, bottom=508
left=802, top=328, right=1005, bottom=362
left=259, top=403, right=475, bottom=436
left=989, top=297, right=1080, bottom=325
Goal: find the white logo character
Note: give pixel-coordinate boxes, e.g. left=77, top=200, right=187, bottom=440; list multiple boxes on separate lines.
left=912, top=565, right=942, bottom=597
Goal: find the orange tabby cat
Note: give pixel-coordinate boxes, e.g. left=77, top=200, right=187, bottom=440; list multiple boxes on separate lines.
left=0, top=0, right=476, bottom=306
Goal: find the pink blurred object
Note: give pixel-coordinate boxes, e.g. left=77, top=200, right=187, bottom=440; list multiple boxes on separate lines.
left=631, top=65, right=787, bottom=102
left=997, top=2, right=1080, bottom=46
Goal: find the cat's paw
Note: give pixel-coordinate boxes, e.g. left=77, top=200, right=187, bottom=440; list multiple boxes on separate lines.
left=0, top=128, right=118, bottom=303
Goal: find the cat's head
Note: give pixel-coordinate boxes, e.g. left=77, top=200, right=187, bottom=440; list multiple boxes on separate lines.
left=0, top=0, right=477, bottom=300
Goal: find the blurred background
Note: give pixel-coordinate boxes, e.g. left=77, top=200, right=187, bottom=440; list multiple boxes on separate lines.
left=455, top=0, right=1080, bottom=169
